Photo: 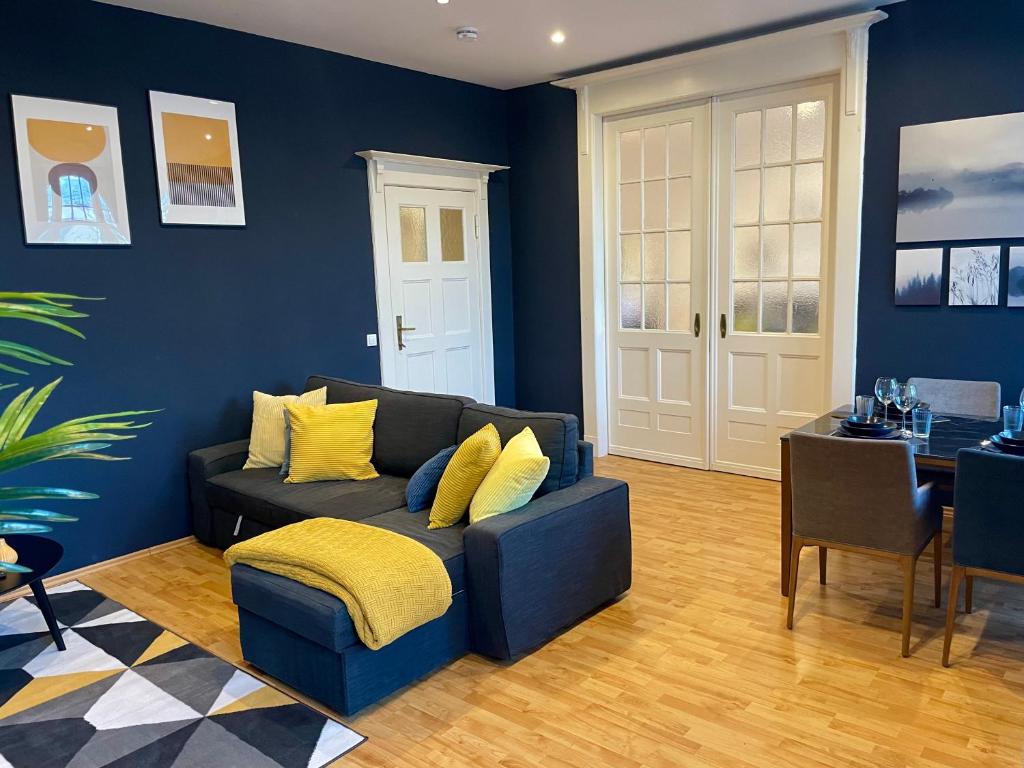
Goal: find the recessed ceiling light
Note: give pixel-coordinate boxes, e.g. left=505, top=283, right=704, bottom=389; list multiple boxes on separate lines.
left=550, top=30, right=566, bottom=45
left=436, top=0, right=449, bottom=4
left=456, top=26, right=478, bottom=41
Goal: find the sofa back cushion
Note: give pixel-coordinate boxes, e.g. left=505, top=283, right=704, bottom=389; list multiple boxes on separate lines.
left=305, top=376, right=473, bottom=478
left=457, top=404, right=578, bottom=496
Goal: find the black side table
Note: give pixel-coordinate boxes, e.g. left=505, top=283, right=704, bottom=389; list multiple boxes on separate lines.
left=0, top=535, right=65, bottom=651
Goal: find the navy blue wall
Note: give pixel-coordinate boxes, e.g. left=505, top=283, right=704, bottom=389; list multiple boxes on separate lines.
left=0, top=0, right=513, bottom=571
left=507, top=84, right=584, bottom=425
left=856, top=0, right=1024, bottom=403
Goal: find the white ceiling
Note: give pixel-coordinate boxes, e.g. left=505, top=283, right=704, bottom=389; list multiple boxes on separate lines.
left=96, top=0, right=894, bottom=90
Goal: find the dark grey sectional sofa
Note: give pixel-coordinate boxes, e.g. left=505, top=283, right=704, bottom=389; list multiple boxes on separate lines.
left=188, top=375, right=631, bottom=715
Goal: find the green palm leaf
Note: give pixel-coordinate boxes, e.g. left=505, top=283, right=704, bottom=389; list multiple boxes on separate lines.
left=0, top=562, right=32, bottom=574
left=0, top=487, right=98, bottom=501
left=0, top=522, right=51, bottom=534
left=0, top=510, right=77, bottom=523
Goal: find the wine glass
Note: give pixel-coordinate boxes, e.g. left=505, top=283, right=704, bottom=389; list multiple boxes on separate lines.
left=893, top=381, right=918, bottom=438
left=874, top=377, right=897, bottom=420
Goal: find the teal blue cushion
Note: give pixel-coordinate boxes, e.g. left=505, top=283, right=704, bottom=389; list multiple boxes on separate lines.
left=406, top=445, right=457, bottom=512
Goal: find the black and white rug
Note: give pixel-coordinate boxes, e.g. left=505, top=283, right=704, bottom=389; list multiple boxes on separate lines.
left=0, top=581, right=364, bottom=767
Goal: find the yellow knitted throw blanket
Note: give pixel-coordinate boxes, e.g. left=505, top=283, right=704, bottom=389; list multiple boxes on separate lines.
left=224, top=518, right=452, bottom=650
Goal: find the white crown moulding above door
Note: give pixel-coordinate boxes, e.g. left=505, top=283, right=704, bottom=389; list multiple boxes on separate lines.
left=356, top=151, right=508, bottom=197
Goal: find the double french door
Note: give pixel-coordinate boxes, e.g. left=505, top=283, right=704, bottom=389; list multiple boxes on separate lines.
left=605, top=81, right=835, bottom=478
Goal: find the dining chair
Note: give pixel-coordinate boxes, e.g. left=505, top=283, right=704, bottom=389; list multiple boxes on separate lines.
left=942, top=447, right=1024, bottom=666
left=786, top=432, right=943, bottom=657
left=907, top=377, right=1001, bottom=420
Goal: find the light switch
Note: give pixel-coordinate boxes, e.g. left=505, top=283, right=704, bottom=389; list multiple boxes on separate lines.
left=366, top=334, right=378, bottom=347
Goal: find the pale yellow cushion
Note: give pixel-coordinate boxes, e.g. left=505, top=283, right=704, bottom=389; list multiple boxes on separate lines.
left=469, top=427, right=551, bottom=524
left=284, top=400, right=379, bottom=483
left=429, top=424, right=500, bottom=529
left=243, top=387, right=326, bottom=469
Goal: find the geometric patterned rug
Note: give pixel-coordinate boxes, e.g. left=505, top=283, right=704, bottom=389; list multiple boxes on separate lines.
left=0, top=581, right=365, bottom=767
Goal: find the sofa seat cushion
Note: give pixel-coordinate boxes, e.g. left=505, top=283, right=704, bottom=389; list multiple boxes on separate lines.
left=458, top=404, right=579, bottom=496
left=207, top=468, right=407, bottom=529
left=230, top=508, right=465, bottom=653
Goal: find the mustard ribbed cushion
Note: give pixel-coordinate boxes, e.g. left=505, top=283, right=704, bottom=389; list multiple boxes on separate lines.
left=429, top=423, right=500, bottom=529
left=284, top=400, right=379, bottom=483
left=469, top=427, right=551, bottom=524
left=243, top=387, right=326, bottom=469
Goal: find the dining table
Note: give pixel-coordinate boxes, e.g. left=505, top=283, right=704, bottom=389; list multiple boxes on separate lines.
left=779, top=407, right=1001, bottom=596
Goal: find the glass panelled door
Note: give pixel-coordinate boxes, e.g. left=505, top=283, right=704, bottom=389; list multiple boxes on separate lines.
left=714, top=83, right=835, bottom=477
left=605, top=104, right=709, bottom=468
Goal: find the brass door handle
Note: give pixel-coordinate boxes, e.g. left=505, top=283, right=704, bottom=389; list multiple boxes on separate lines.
left=720, top=313, right=727, bottom=338
left=694, top=312, right=701, bottom=338
left=396, top=315, right=416, bottom=351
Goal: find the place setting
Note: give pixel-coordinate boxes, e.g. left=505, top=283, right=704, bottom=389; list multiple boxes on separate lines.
left=832, top=378, right=929, bottom=441
left=984, top=391, right=1024, bottom=455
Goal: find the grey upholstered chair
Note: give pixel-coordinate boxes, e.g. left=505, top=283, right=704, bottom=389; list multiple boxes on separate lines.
left=786, top=432, right=944, bottom=657
left=907, top=377, right=1001, bottom=420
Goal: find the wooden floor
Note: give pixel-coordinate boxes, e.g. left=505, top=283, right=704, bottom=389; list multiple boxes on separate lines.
left=82, top=456, right=1024, bottom=768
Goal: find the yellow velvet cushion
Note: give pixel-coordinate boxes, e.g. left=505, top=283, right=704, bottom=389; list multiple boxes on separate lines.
left=429, top=423, right=500, bottom=529
left=469, top=427, right=551, bottom=524
left=284, top=400, right=379, bottom=483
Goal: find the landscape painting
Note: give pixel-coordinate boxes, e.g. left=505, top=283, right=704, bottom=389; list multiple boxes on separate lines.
left=1009, top=247, right=1024, bottom=307
left=894, top=248, right=943, bottom=305
left=897, top=111, right=1024, bottom=242
left=949, top=246, right=1000, bottom=306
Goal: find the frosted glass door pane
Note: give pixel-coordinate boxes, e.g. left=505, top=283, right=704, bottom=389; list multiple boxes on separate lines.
left=667, top=231, right=691, bottom=280
left=668, top=122, right=692, bottom=176
left=620, top=130, right=641, bottom=181
left=620, top=183, right=641, bottom=231
left=793, top=223, right=821, bottom=277
left=621, top=284, right=641, bottom=329
left=733, top=227, right=760, bottom=279
left=644, top=126, right=667, bottom=179
left=733, top=283, right=759, bottom=332
left=735, top=111, right=761, bottom=168
left=643, top=233, right=666, bottom=281
left=643, top=180, right=666, bottom=230
left=620, top=234, right=641, bottom=281
left=644, top=284, right=665, bottom=330
left=764, top=106, right=793, bottom=163
left=734, top=170, right=761, bottom=225
left=794, top=163, right=823, bottom=220
left=668, top=177, right=692, bottom=229
left=668, top=284, right=691, bottom=332
left=762, top=225, right=789, bottom=278
left=763, top=166, right=791, bottom=222
left=792, top=281, right=820, bottom=333
left=796, top=101, right=826, bottom=160
left=440, top=208, right=465, bottom=262
left=399, top=206, right=427, bottom=262
left=762, top=282, right=788, bottom=332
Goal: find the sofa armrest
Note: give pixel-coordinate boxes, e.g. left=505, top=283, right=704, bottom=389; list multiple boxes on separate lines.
left=463, top=476, right=630, bottom=660
left=187, top=439, right=249, bottom=545
left=577, top=441, right=594, bottom=479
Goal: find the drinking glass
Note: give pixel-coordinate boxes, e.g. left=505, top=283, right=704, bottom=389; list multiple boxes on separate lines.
left=874, top=377, right=897, bottom=419
left=912, top=406, right=932, bottom=439
left=893, top=381, right=918, bottom=438
left=856, top=397, right=872, bottom=421
left=1004, top=405, right=1024, bottom=434
left=1019, top=387, right=1023, bottom=408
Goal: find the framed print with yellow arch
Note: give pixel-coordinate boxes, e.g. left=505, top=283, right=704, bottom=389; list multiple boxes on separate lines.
left=149, top=91, right=245, bottom=226
left=10, top=95, right=131, bottom=245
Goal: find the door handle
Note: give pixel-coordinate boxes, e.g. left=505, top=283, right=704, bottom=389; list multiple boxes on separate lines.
left=396, top=314, right=416, bottom=351
left=694, top=312, right=701, bottom=338
left=720, top=313, right=727, bottom=338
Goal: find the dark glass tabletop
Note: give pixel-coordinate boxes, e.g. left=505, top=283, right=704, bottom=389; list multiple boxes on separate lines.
left=782, top=407, right=1002, bottom=469
left=0, top=535, right=63, bottom=596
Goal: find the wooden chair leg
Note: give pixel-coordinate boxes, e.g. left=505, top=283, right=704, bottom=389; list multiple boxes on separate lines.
left=818, top=546, right=827, bottom=585
left=943, top=565, right=965, bottom=667
left=899, top=555, right=917, bottom=657
left=933, top=533, right=942, bottom=608
left=965, top=575, right=974, bottom=614
left=786, top=538, right=804, bottom=630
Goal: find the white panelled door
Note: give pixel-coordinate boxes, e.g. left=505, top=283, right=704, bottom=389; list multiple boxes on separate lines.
left=713, top=83, right=835, bottom=478
left=383, top=186, right=483, bottom=400
left=605, top=105, right=709, bottom=468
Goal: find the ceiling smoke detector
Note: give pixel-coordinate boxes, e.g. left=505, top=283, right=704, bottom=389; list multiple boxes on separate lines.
left=456, top=26, right=478, bottom=41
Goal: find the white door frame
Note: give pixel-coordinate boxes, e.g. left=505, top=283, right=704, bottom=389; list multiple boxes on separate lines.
left=357, top=150, right=508, bottom=404
left=553, top=10, right=886, bottom=457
